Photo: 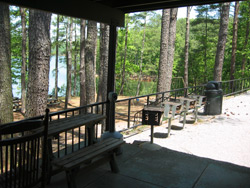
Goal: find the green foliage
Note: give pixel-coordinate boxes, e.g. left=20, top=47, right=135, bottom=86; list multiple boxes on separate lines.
left=10, top=6, right=22, bottom=85
left=9, top=3, right=250, bottom=98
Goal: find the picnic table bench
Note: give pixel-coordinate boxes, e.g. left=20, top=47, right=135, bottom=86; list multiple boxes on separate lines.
left=47, top=97, right=60, bottom=106
left=52, top=137, right=124, bottom=188
left=12, top=98, right=21, bottom=111
left=47, top=113, right=124, bottom=188
left=162, top=101, right=183, bottom=137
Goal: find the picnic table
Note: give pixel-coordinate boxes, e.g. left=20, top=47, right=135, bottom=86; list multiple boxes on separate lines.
left=47, top=113, right=124, bottom=188
left=47, top=97, right=60, bottom=106
left=48, top=113, right=105, bottom=145
left=162, top=101, right=183, bottom=137
left=189, top=95, right=206, bottom=121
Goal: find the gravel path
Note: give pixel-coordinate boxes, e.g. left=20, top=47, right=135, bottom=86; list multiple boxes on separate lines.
left=125, top=91, right=250, bottom=168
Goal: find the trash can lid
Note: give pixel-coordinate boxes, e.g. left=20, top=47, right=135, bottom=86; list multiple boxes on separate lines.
left=206, top=83, right=216, bottom=90
left=207, top=81, right=221, bottom=90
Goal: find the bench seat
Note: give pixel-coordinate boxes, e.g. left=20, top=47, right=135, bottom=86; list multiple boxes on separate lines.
left=52, top=137, right=124, bottom=188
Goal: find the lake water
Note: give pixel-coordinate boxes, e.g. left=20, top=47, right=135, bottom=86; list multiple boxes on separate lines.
left=12, top=56, right=67, bottom=98
left=12, top=56, right=161, bottom=98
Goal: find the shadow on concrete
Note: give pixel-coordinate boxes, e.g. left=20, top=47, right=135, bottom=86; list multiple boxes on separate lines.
left=153, top=132, right=168, bottom=138
left=47, top=143, right=250, bottom=188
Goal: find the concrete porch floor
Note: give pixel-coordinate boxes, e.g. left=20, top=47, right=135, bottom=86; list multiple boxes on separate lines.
left=47, top=142, right=250, bottom=188
left=48, top=92, right=250, bottom=188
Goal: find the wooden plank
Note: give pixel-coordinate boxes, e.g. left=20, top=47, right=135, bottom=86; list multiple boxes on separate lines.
left=53, top=138, right=124, bottom=169
left=52, top=138, right=117, bottom=164
left=0, top=0, right=125, bottom=27
left=163, top=101, right=182, bottom=106
left=48, top=114, right=106, bottom=136
left=143, top=106, right=164, bottom=112
left=64, top=140, right=124, bottom=170
left=53, top=138, right=121, bottom=166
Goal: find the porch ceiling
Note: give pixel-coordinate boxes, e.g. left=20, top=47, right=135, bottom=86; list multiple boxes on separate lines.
left=1, top=0, right=236, bottom=26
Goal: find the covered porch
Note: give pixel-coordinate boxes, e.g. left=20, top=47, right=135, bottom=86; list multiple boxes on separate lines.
left=47, top=91, right=250, bottom=188
left=0, top=0, right=249, bottom=187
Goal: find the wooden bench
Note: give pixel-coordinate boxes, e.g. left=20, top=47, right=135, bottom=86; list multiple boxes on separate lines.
left=47, top=97, right=60, bottom=106
left=51, top=137, right=124, bottom=188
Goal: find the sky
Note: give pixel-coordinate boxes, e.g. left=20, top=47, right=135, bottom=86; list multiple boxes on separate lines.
left=177, top=7, right=197, bottom=19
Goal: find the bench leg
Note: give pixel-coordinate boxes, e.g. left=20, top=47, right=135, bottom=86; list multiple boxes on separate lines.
left=66, top=169, right=78, bottom=188
left=182, top=111, right=187, bottom=128
left=110, top=152, right=119, bottom=173
left=194, top=106, right=199, bottom=123
left=167, top=118, right=172, bottom=138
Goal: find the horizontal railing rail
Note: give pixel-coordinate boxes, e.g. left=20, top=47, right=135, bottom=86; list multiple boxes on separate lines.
left=115, top=78, right=250, bottom=132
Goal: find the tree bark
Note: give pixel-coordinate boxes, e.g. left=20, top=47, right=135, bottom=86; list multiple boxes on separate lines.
left=85, top=20, right=97, bottom=106
left=97, top=23, right=109, bottom=104
left=213, top=2, right=230, bottom=82
left=230, top=1, right=239, bottom=82
left=204, top=10, right=208, bottom=83
left=73, top=21, right=77, bottom=97
left=157, top=9, right=170, bottom=93
left=184, top=6, right=191, bottom=88
left=64, top=21, right=69, bottom=108
left=20, top=7, right=27, bottom=114
left=55, top=15, right=59, bottom=99
left=241, top=2, right=250, bottom=76
left=65, top=18, right=73, bottom=109
left=136, top=14, right=147, bottom=96
left=0, top=3, right=13, bottom=124
left=165, top=8, right=178, bottom=92
left=119, top=17, right=129, bottom=96
left=26, top=9, right=51, bottom=118
left=80, top=19, right=86, bottom=107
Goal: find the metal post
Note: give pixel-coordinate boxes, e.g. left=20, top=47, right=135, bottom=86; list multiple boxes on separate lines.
left=150, top=124, right=154, bottom=144
left=128, top=99, right=131, bottom=128
left=106, top=24, right=117, bottom=132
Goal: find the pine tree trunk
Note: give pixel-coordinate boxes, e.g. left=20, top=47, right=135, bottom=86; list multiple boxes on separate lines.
left=55, top=15, right=59, bottom=99
left=97, top=23, right=109, bottom=104
left=73, top=21, right=77, bottom=97
left=119, top=18, right=129, bottom=96
left=0, top=3, right=13, bottom=124
left=157, top=9, right=170, bottom=94
left=26, top=9, right=51, bottom=118
left=165, top=8, right=178, bottom=92
left=64, top=22, right=69, bottom=108
left=85, top=20, right=97, bottom=106
left=213, top=2, right=230, bottom=82
left=136, top=15, right=147, bottom=96
left=204, top=10, right=208, bottom=83
left=184, top=6, right=191, bottom=88
left=65, top=18, right=73, bottom=109
left=97, top=23, right=109, bottom=119
left=80, top=19, right=86, bottom=108
left=20, top=7, right=27, bottom=114
left=241, top=2, right=250, bottom=76
left=230, top=1, right=239, bottom=83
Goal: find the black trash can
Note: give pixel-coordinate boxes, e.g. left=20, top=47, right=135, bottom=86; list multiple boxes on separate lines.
left=204, top=81, right=223, bottom=115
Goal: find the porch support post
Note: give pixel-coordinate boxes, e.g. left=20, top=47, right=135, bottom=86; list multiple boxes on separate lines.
left=106, top=24, right=117, bottom=132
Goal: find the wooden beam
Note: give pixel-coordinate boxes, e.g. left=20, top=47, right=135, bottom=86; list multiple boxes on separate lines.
left=0, top=0, right=125, bottom=27
left=106, top=24, right=117, bottom=132
left=116, top=0, right=236, bottom=13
